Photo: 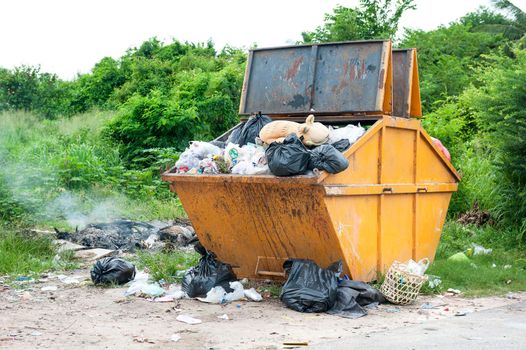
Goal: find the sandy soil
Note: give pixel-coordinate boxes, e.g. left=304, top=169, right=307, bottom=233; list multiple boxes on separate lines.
left=1, top=269, right=524, bottom=350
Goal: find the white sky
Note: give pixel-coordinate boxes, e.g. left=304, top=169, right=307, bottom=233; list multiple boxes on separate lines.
left=1, top=0, right=525, bottom=80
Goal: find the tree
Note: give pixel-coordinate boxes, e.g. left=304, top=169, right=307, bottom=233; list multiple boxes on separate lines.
left=301, top=0, right=416, bottom=43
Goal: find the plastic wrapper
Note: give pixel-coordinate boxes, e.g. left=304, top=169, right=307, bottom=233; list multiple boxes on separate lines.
left=328, top=124, right=365, bottom=144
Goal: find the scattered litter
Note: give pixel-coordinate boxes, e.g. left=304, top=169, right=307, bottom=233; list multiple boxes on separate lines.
left=428, top=275, right=442, bottom=289
left=470, top=243, right=492, bottom=256
left=217, top=314, right=229, bottom=320
left=41, top=286, right=58, bottom=292
left=396, top=258, right=430, bottom=276
left=244, top=288, right=263, bottom=302
left=420, top=302, right=440, bottom=309
left=470, top=262, right=478, bottom=269
left=15, top=276, right=33, bottom=283
left=182, top=243, right=236, bottom=298
left=504, top=264, right=512, bottom=269
left=448, top=252, right=470, bottom=263
left=283, top=341, right=309, bottom=348
left=385, top=307, right=401, bottom=313
left=447, top=288, right=461, bottom=295
left=132, top=336, right=154, bottom=344
left=124, top=270, right=150, bottom=296
left=75, top=248, right=114, bottom=261
left=170, top=334, right=181, bottom=342
left=454, top=309, right=473, bottom=316
left=492, top=263, right=497, bottom=268
left=90, top=257, right=136, bottom=285
left=281, top=259, right=340, bottom=313
left=57, top=275, right=81, bottom=285
left=141, top=283, right=165, bottom=297
left=176, top=314, right=202, bottom=325
left=506, top=292, right=521, bottom=300
left=381, top=259, right=429, bottom=305
left=197, top=281, right=246, bottom=304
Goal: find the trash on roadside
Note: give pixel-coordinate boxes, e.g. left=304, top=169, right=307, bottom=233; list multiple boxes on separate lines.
left=447, top=288, right=462, bottom=295
left=140, top=283, right=165, bottom=297
left=124, top=270, right=150, bottom=296
left=504, top=264, right=512, bottom=269
left=170, top=334, right=181, bottom=342
left=448, top=252, right=470, bottom=263
left=308, top=144, right=349, bottom=174
left=327, top=280, right=385, bottom=319
left=244, top=288, right=263, bottom=302
left=217, top=314, right=230, bottom=320
left=328, top=124, right=365, bottom=144
left=237, top=112, right=272, bottom=146
left=427, top=275, right=442, bottom=289
left=280, top=259, right=340, bottom=313
left=380, top=259, right=429, bottom=305
left=266, top=134, right=312, bottom=176
left=90, top=257, right=136, bottom=285
left=454, top=308, right=473, bottom=316
left=176, top=314, right=202, bottom=325
left=41, top=285, right=58, bottom=292
left=469, top=243, right=492, bottom=256
left=182, top=243, right=237, bottom=298
left=197, top=281, right=249, bottom=304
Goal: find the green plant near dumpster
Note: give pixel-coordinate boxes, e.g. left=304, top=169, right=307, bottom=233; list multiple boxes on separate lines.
left=0, top=228, right=78, bottom=278
left=134, top=249, right=200, bottom=283
left=421, top=221, right=526, bottom=297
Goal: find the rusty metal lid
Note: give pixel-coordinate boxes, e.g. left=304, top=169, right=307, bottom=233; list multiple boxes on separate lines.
left=239, top=40, right=393, bottom=118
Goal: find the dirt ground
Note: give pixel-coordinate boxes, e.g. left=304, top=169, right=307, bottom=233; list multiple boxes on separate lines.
left=1, top=269, right=524, bottom=350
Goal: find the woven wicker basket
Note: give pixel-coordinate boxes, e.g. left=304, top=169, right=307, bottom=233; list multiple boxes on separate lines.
left=380, top=260, right=429, bottom=305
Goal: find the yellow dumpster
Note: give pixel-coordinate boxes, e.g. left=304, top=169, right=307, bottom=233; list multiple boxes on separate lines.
left=162, top=40, right=460, bottom=282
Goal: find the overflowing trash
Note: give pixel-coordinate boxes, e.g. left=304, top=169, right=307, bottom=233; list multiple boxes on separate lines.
left=308, top=144, right=349, bottom=174
left=90, top=257, right=136, bottom=285
left=431, top=136, right=451, bottom=161
left=266, top=134, right=312, bottom=176
left=280, top=259, right=384, bottom=318
left=172, top=114, right=365, bottom=177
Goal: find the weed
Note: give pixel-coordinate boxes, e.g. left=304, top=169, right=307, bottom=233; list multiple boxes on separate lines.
left=134, top=250, right=199, bottom=283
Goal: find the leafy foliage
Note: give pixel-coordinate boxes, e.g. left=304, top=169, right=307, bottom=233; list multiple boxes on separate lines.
left=301, top=0, right=416, bottom=43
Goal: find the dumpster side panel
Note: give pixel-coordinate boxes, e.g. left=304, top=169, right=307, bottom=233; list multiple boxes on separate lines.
left=382, top=127, right=416, bottom=183
left=173, top=181, right=345, bottom=279
left=380, top=194, right=414, bottom=271
left=324, top=195, right=379, bottom=281
left=415, top=192, right=452, bottom=261
left=323, top=129, right=381, bottom=185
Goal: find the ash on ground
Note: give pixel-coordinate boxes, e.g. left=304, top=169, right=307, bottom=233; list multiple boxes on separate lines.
left=56, top=219, right=197, bottom=251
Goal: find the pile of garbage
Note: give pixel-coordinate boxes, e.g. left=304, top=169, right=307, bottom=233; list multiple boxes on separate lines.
left=90, top=243, right=262, bottom=304
left=56, top=219, right=197, bottom=251
left=174, top=113, right=365, bottom=176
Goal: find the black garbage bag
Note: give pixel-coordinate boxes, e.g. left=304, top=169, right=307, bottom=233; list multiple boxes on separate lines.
left=226, top=124, right=243, bottom=144
left=182, top=243, right=237, bottom=298
left=331, top=139, right=351, bottom=152
left=308, top=144, right=349, bottom=174
left=266, top=134, right=311, bottom=176
left=237, top=112, right=272, bottom=146
left=280, top=259, right=342, bottom=313
left=90, top=257, right=136, bottom=285
left=327, top=280, right=386, bottom=319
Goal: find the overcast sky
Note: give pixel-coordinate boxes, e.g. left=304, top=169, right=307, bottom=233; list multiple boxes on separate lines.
left=1, top=0, right=525, bottom=80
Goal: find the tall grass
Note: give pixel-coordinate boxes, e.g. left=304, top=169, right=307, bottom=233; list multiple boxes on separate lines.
left=0, top=111, right=184, bottom=228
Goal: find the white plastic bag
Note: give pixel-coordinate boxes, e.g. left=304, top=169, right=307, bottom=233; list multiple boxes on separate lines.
left=398, top=258, right=430, bottom=276
left=328, top=124, right=365, bottom=144
left=188, top=141, right=222, bottom=159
